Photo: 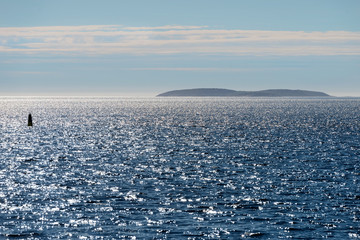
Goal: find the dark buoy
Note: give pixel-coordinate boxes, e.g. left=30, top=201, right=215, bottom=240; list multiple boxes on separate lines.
left=28, top=114, right=33, bottom=126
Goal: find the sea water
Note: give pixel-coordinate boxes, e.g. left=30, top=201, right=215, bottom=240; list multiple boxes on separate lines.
left=0, top=97, right=359, bottom=239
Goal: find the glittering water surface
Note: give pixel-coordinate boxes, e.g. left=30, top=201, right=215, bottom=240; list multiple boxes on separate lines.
left=0, top=97, right=359, bottom=239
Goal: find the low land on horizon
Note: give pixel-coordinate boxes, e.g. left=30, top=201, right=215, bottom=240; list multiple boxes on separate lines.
left=157, top=88, right=331, bottom=97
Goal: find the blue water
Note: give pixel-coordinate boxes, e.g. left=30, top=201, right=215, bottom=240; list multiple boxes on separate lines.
left=0, top=97, right=359, bottom=239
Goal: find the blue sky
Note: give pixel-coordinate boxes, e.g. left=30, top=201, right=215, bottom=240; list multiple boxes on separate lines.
left=1, top=0, right=360, bottom=96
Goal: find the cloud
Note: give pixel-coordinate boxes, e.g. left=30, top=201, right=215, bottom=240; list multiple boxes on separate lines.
left=124, top=67, right=299, bottom=72
left=123, top=25, right=208, bottom=30
left=1, top=71, right=52, bottom=76
left=0, top=25, right=360, bottom=56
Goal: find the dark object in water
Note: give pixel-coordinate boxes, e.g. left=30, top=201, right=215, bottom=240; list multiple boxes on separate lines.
left=28, top=114, right=33, bottom=126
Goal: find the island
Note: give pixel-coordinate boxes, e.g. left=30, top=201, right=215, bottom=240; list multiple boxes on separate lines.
left=157, top=88, right=331, bottom=97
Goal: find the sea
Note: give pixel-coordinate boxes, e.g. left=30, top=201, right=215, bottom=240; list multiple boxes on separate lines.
left=0, top=97, right=359, bottom=239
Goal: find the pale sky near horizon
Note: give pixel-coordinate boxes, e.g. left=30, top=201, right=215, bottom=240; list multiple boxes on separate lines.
left=1, top=0, right=360, bottom=96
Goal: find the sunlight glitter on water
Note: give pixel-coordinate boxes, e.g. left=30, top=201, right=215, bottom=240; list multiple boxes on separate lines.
left=0, top=97, right=359, bottom=239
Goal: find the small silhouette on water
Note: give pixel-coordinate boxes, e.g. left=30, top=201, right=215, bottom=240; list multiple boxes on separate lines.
left=28, top=114, right=33, bottom=127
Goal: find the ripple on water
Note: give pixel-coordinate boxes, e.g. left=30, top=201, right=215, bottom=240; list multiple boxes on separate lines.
left=0, top=97, right=359, bottom=239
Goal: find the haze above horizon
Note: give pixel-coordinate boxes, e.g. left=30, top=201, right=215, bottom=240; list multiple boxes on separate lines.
left=1, top=0, right=360, bottom=97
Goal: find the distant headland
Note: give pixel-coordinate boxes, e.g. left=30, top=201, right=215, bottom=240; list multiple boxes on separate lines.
left=157, top=88, right=331, bottom=97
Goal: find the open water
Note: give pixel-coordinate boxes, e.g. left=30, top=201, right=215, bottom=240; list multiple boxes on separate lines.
left=0, top=97, right=359, bottom=239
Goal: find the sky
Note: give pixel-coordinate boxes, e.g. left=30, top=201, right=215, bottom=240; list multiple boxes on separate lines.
left=1, top=0, right=360, bottom=96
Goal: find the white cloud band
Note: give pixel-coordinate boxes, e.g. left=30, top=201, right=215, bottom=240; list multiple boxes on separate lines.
left=0, top=25, right=360, bottom=56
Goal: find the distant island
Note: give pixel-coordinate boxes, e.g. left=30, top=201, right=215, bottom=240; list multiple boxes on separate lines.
left=157, top=88, right=331, bottom=97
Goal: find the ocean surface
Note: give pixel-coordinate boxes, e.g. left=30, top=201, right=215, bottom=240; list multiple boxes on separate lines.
left=0, top=97, right=359, bottom=239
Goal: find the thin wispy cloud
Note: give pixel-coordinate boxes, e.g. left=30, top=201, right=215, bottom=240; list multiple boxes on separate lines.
left=123, top=25, right=208, bottom=30
left=125, top=67, right=297, bottom=72
left=1, top=25, right=360, bottom=56
left=1, top=71, right=52, bottom=76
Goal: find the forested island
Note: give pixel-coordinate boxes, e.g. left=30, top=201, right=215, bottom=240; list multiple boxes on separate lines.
left=157, top=88, right=331, bottom=97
